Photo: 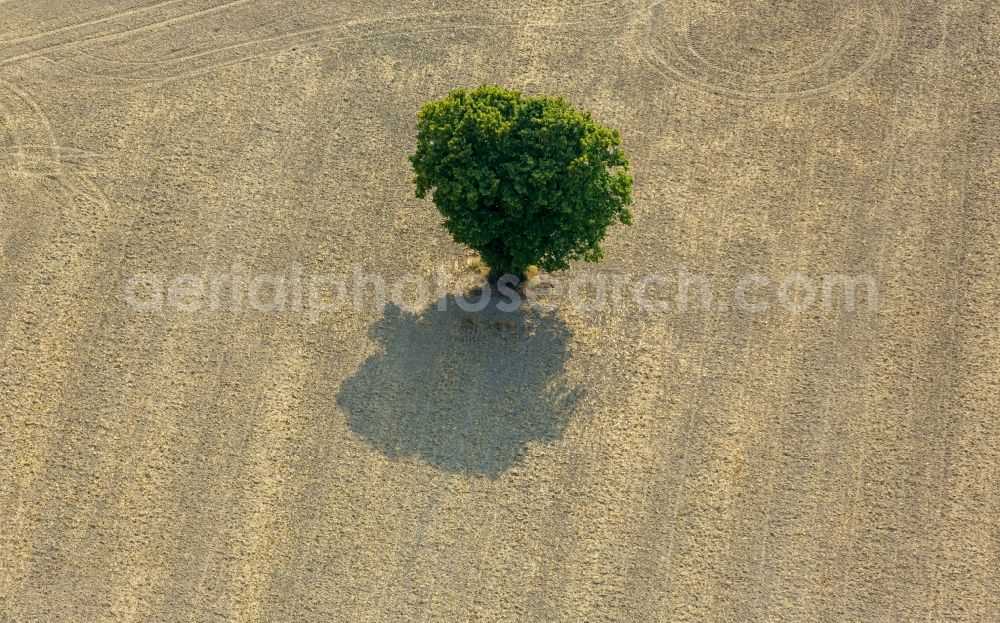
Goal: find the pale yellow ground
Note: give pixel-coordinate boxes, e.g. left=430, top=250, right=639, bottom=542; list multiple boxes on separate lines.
left=1, top=1, right=998, bottom=621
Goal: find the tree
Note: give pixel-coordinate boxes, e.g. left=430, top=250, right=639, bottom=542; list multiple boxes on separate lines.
left=410, top=85, right=633, bottom=282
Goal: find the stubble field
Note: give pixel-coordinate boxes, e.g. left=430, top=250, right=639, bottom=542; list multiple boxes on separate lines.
left=0, top=1, right=997, bottom=621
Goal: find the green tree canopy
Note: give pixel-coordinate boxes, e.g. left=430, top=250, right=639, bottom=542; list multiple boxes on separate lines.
left=410, top=85, right=633, bottom=280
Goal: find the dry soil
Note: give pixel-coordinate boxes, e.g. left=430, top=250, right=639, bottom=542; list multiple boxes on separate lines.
left=1, top=1, right=998, bottom=621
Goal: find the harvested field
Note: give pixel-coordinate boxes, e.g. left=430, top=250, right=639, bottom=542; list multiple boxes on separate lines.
left=1, top=0, right=998, bottom=621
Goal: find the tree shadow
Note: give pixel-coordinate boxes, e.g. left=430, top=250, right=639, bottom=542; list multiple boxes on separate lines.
left=336, top=292, right=582, bottom=478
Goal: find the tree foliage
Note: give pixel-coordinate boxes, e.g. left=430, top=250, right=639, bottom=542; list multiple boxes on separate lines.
left=410, top=85, right=633, bottom=279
